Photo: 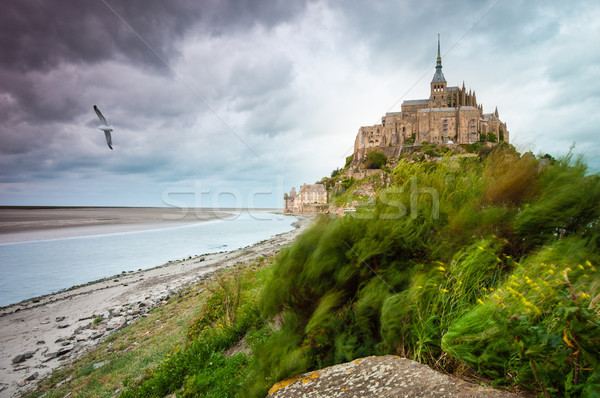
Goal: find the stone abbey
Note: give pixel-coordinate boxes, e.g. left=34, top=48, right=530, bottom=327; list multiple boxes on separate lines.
left=353, top=36, right=508, bottom=164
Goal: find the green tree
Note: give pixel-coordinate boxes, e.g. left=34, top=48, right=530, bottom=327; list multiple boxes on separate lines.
left=365, top=149, right=387, bottom=169
left=345, top=155, right=354, bottom=168
left=486, top=132, right=497, bottom=143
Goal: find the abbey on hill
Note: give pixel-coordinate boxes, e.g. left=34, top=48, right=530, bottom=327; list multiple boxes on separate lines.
left=353, top=35, right=508, bottom=164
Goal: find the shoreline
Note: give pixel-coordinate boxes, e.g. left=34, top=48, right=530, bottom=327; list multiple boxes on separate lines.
left=0, top=215, right=312, bottom=397
left=0, top=213, right=295, bottom=311
left=0, top=209, right=294, bottom=307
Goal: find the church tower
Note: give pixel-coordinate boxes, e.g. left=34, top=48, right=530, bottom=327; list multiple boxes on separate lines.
left=430, top=34, right=447, bottom=107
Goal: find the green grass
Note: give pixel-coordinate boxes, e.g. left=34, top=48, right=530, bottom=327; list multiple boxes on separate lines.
left=26, top=283, right=217, bottom=397
left=120, top=261, right=273, bottom=397
left=246, top=146, right=600, bottom=397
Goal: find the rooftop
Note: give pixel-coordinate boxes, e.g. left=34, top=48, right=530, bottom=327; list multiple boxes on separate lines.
left=431, top=68, right=446, bottom=83
left=419, top=107, right=455, bottom=113
left=402, top=99, right=429, bottom=106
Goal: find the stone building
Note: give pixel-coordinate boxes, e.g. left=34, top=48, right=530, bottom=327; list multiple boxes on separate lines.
left=284, top=184, right=328, bottom=214
left=353, top=36, right=508, bottom=164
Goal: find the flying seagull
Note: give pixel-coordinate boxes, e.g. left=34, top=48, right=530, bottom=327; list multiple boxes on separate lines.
left=93, top=105, right=114, bottom=150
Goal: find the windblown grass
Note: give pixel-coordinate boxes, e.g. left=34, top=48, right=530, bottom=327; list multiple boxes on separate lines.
left=245, top=146, right=600, bottom=397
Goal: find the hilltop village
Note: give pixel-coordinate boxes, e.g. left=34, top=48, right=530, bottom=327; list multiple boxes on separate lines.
left=285, top=37, right=508, bottom=214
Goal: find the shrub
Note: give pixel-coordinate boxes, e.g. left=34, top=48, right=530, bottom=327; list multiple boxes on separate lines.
left=340, top=177, right=355, bottom=191
left=345, top=155, right=354, bottom=168
left=486, top=132, right=497, bottom=142
left=246, top=145, right=600, bottom=397
left=365, top=149, right=387, bottom=169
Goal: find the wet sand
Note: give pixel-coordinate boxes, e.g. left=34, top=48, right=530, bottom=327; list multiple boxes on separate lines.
left=0, top=212, right=312, bottom=397
left=0, top=207, right=236, bottom=244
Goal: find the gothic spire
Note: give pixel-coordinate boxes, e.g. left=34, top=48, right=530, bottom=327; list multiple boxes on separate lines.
left=436, top=34, right=442, bottom=69
left=431, top=34, right=446, bottom=83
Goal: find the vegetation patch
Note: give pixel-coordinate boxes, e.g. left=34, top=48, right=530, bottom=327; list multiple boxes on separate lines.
left=248, top=146, right=600, bottom=397
left=365, top=149, right=388, bottom=169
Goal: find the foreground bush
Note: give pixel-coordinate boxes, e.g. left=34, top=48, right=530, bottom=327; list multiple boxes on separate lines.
left=248, top=147, right=600, bottom=397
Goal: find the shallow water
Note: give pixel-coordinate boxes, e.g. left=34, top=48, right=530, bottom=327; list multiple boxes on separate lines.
left=0, top=211, right=295, bottom=307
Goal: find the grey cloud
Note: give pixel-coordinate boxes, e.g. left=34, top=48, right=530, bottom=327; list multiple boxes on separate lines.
left=1, top=1, right=184, bottom=73
left=326, top=0, right=572, bottom=70
left=0, top=0, right=312, bottom=73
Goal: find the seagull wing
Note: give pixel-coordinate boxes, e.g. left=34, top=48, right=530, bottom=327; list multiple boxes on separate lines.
left=104, top=130, right=113, bottom=150
left=93, top=105, right=108, bottom=125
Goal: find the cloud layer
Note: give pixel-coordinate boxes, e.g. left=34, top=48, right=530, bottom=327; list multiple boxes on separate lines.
left=1, top=0, right=599, bottom=206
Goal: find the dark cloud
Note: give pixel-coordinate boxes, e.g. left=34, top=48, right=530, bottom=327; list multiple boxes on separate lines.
left=0, top=0, right=311, bottom=73
left=2, top=1, right=183, bottom=72
left=0, top=0, right=310, bottom=177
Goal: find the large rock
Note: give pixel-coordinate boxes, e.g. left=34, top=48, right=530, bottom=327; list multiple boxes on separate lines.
left=267, top=356, right=519, bottom=397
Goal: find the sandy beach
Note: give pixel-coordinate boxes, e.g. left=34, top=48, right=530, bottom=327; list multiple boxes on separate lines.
left=0, top=207, right=237, bottom=244
left=0, top=211, right=312, bottom=397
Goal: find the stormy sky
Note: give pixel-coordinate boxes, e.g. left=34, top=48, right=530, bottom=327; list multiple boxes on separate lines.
left=1, top=0, right=599, bottom=207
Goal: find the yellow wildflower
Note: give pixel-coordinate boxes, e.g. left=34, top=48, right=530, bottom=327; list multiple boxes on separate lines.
left=563, top=329, right=575, bottom=348
left=436, top=266, right=446, bottom=272
left=477, top=298, right=485, bottom=305
left=507, top=286, right=523, bottom=297
left=441, top=288, right=449, bottom=293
